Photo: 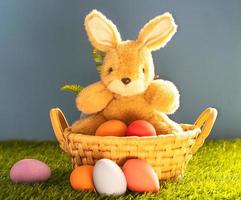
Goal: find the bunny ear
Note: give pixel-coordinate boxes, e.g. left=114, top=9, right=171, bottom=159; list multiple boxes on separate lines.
left=84, top=10, right=121, bottom=52
left=137, top=12, right=177, bottom=51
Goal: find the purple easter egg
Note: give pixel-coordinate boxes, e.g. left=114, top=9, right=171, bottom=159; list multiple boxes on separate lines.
left=10, top=159, right=51, bottom=183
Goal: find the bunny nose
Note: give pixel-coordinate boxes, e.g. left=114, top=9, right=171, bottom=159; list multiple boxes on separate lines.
left=121, top=77, right=131, bottom=85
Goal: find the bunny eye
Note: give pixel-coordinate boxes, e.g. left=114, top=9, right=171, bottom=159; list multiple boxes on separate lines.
left=142, top=68, right=145, bottom=73
left=108, top=67, right=113, bottom=74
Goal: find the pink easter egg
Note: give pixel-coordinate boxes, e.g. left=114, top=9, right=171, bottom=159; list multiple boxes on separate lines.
left=10, top=159, right=51, bottom=183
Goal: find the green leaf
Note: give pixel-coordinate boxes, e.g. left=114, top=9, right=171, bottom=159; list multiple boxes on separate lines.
left=92, top=48, right=105, bottom=72
left=60, top=84, right=83, bottom=94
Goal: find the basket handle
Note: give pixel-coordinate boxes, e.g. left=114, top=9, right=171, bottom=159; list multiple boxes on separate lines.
left=49, top=108, right=69, bottom=147
left=191, top=107, right=218, bottom=154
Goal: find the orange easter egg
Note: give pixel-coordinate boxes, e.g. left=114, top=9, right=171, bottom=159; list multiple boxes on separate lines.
left=95, top=120, right=127, bottom=136
left=122, top=159, right=159, bottom=193
left=70, top=165, right=95, bottom=191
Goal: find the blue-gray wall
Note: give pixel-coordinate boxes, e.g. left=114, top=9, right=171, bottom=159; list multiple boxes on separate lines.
left=0, top=0, right=241, bottom=140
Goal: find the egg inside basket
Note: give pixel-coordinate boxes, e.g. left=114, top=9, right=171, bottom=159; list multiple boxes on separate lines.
left=50, top=107, right=217, bottom=180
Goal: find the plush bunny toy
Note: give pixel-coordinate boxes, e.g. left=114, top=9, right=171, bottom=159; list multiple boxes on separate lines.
left=71, top=10, right=182, bottom=135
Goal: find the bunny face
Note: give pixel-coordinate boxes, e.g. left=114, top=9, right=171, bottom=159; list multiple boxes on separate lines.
left=85, top=10, right=177, bottom=96
left=101, top=41, right=154, bottom=96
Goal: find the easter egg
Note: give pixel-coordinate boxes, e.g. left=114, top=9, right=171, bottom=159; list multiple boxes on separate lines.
left=10, top=159, right=51, bottom=183
left=122, top=159, right=159, bottom=193
left=95, top=120, right=127, bottom=137
left=126, top=120, right=156, bottom=137
left=70, top=165, right=95, bottom=191
left=93, top=159, right=127, bottom=195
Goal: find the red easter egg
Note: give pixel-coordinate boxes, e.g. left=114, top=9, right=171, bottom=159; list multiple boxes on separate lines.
left=122, top=159, right=159, bottom=193
left=126, top=120, right=156, bottom=136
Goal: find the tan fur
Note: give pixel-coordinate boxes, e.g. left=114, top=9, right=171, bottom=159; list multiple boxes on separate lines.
left=72, top=10, right=182, bottom=135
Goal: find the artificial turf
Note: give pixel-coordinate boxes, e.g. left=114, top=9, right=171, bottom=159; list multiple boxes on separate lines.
left=0, top=139, right=241, bottom=200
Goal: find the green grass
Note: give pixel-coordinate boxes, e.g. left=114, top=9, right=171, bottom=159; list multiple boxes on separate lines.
left=0, top=140, right=241, bottom=200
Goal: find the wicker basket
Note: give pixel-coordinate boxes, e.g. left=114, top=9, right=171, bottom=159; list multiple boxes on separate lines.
left=50, top=107, right=217, bottom=181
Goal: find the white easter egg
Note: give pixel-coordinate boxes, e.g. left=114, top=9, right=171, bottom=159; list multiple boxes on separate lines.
left=93, top=159, right=127, bottom=196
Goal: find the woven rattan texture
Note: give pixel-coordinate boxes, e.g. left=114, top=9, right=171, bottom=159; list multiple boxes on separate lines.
left=62, top=125, right=201, bottom=180
left=50, top=107, right=217, bottom=180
